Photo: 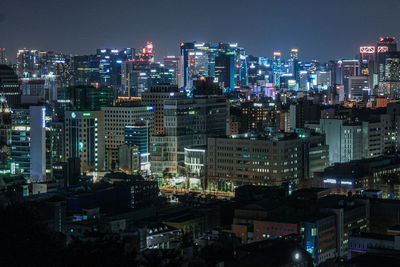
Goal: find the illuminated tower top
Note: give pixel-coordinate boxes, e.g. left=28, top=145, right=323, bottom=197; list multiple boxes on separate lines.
left=377, top=37, right=397, bottom=52
left=290, top=49, right=299, bottom=60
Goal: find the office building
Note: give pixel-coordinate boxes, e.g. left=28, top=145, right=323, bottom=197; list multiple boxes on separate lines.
left=125, top=121, right=150, bottom=172
left=64, top=110, right=105, bottom=172
left=0, top=64, right=21, bottom=108
left=215, top=53, right=235, bottom=90
left=163, top=56, right=184, bottom=88
left=102, top=104, right=154, bottom=150
left=70, top=55, right=100, bottom=86
left=11, top=106, right=47, bottom=182
left=118, top=145, right=141, bottom=174
left=207, top=133, right=304, bottom=191
left=151, top=95, right=228, bottom=176
left=67, top=85, right=114, bottom=111
left=318, top=119, right=362, bottom=164
left=141, top=84, right=183, bottom=136
left=384, top=52, right=400, bottom=82
left=348, top=76, right=369, bottom=99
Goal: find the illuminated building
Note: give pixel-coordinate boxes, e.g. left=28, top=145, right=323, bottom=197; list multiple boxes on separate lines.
left=121, top=57, right=151, bottom=97
left=148, top=63, right=176, bottom=88
left=180, top=42, right=246, bottom=89
left=234, top=46, right=248, bottom=87
left=359, top=46, right=375, bottom=76
left=20, top=75, right=61, bottom=104
left=150, top=95, right=228, bottom=176
left=377, top=37, right=397, bottom=82
left=180, top=42, right=195, bottom=88
left=384, top=52, right=400, bottom=81
left=0, top=96, right=11, bottom=146
left=70, top=55, right=100, bottom=86
left=301, top=214, right=337, bottom=265
left=246, top=55, right=260, bottom=86
left=0, top=48, right=7, bottom=64
left=66, top=85, right=114, bottom=111
left=207, top=133, right=304, bottom=191
left=348, top=76, right=369, bottom=99
left=101, top=104, right=154, bottom=150
left=316, top=71, right=331, bottom=90
left=272, top=52, right=282, bottom=74
left=184, top=146, right=207, bottom=189
left=11, top=106, right=47, bottom=181
left=239, top=101, right=279, bottom=133
left=101, top=102, right=154, bottom=171
left=289, top=100, right=320, bottom=131
left=150, top=97, right=198, bottom=175
left=289, top=48, right=299, bottom=60
left=0, top=64, right=21, bottom=108
left=137, top=42, right=154, bottom=63
left=164, top=56, right=184, bottom=88
left=118, top=145, right=140, bottom=173
left=336, top=59, right=359, bottom=98
left=215, top=53, right=235, bottom=90
left=16, top=49, right=41, bottom=78
left=141, top=84, right=182, bottom=136
left=64, top=110, right=105, bottom=172
left=288, top=49, right=299, bottom=82
left=377, top=36, right=397, bottom=52
left=318, top=119, right=362, bottom=164
left=124, top=121, right=150, bottom=172
left=96, top=48, right=134, bottom=95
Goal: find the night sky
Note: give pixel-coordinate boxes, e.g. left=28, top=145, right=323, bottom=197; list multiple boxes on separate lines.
left=1, top=0, right=399, bottom=63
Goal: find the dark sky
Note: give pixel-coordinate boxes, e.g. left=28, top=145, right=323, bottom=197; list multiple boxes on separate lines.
left=1, top=0, right=399, bottom=63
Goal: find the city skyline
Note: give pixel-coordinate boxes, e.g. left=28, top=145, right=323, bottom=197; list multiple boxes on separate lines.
left=1, top=0, right=400, bottom=62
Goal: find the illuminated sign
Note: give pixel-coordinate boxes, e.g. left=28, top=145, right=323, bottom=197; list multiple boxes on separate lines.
left=147, top=106, right=154, bottom=111
left=71, top=112, right=76, bottom=119
left=253, top=103, right=263, bottom=107
left=341, top=181, right=353, bottom=185
left=291, top=48, right=298, bottom=53
left=83, top=112, right=91, bottom=117
left=42, top=107, right=46, bottom=128
left=273, top=52, right=281, bottom=56
left=378, top=46, right=389, bottom=53
left=288, top=80, right=296, bottom=86
left=360, top=46, right=375, bottom=54
left=323, top=178, right=337, bottom=184
left=10, top=163, right=16, bottom=175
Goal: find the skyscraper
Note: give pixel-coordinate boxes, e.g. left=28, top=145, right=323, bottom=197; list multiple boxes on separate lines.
left=0, top=48, right=7, bottom=65
left=272, top=52, right=282, bottom=74
left=164, top=56, right=184, bottom=88
left=215, top=53, right=235, bottom=90
left=384, top=52, right=400, bottom=82
left=0, top=64, right=21, bottom=108
left=377, top=37, right=397, bottom=82
left=64, top=110, right=105, bottom=172
left=142, top=84, right=183, bottom=135
left=11, top=106, right=47, bottom=181
left=288, top=49, right=299, bottom=82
